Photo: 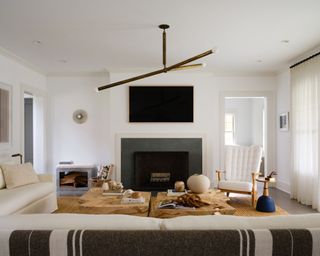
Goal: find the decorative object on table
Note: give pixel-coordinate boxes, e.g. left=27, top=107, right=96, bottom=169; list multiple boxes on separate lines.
left=102, top=182, right=109, bottom=191
left=256, top=177, right=276, bottom=212
left=97, top=164, right=113, bottom=180
left=131, top=192, right=142, bottom=199
left=91, top=164, right=113, bottom=187
left=107, top=180, right=123, bottom=191
left=158, top=194, right=211, bottom=209
left=102, top=180, right=124, bottom=196
left=187, top=174, right=210, bottom=194
left=176, top=194, right=211, bottom=208
left=167, top=189, right=186, bottom=197
left=279, top=112, right=289, bottom=131
left=123, top=189, right=134, bottom=198
left=266, top=171, right=277, bottom=181
left=72, top=109, right=88, bottom=124
left=96, top=24, right=215, bottom=91
left=174, top=181, right=185, bottom=192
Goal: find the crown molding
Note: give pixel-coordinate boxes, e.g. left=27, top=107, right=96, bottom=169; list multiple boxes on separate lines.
left=0, top=46, right=46, bottom=76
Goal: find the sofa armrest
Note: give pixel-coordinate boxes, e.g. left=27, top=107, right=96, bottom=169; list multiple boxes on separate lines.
left=37, top=174, right=54, bottom=183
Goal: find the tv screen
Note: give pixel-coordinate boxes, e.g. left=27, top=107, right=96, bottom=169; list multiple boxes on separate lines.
left=129, top=86, right=194, bottom=122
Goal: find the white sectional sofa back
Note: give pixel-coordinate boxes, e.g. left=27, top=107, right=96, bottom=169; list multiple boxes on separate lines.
left=1, top=214, right=320, bottom=256
left=1, top=213, right=320, bottom=230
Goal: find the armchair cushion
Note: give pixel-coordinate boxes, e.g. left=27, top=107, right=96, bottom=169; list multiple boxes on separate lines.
left=218, top=180, right=253, bottom=192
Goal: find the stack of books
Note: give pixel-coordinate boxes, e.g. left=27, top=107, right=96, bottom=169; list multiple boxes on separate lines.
left=121, top=197, right=145, bottom=204
left=102, top=190, right=124, bottom=196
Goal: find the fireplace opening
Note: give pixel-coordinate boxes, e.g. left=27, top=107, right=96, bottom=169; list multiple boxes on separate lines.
left=134, top=151, right=189, bottom=191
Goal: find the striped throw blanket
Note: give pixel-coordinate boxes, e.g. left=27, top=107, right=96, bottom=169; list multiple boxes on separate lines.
left=0, top=229, right=319, bottom=256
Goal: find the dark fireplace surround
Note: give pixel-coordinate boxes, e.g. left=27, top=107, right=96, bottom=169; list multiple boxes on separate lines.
left=121, top=138, right=202, bottom=191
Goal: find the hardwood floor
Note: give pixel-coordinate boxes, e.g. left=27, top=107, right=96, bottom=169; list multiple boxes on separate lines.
left=268, top=188, right=317, bottom=214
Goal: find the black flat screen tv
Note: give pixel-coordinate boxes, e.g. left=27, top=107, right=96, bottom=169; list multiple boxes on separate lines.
left=129, top=86, right=194, bottom=122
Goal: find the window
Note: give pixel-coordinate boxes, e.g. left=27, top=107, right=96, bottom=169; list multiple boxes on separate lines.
left=225, top=113, right=235, bottom=145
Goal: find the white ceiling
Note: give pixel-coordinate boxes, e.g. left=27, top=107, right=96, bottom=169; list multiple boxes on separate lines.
left=0, top=0, right=320, bottom=74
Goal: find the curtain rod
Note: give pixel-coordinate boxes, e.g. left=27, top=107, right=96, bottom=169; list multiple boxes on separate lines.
left=290, top=51, right=320, bottom=69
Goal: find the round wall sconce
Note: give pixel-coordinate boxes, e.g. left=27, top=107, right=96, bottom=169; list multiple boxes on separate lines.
left=73, top=109, right=88, bottom=124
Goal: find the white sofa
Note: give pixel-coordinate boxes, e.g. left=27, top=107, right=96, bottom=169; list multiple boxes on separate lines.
left=1, top=213, right=320, bottom=230
left=0, top=171, right=57, bottom=216
left=0, top=213, right=320, bottom=256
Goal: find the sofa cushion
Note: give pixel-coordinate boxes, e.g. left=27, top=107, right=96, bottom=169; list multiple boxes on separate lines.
left=0, top=182, right=54, bottom=215
left=0, top=214, right=162, bottom=230
left=0, top=168, right=5, bottom=189
left=0, top=163, right=39, bottom=189
left=0, top=160, right=15, bottom=189
left=162, top=214, right=320, bottom=230
left=218, top=180, right=253, bottom=192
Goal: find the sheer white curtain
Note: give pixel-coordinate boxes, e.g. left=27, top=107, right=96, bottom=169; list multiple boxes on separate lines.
left=291, top=55, right=320, bottom=211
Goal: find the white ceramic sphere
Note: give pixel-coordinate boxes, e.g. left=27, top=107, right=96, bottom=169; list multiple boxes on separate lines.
left=187, top=174, right=210, bottom=194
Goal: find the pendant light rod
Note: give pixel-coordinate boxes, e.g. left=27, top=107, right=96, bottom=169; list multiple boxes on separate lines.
left=159, top=24, right=170, bottom=69
left=96, top=24, right=215, bottom=91
left=171, top=63, right=206, bottom=71
left=97, top=49, right=214, bottom=91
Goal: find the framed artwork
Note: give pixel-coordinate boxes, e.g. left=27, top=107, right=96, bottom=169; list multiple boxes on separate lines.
left=0, top=82, right=12, bottom=148
left=279, top=112, right=289, bottom=131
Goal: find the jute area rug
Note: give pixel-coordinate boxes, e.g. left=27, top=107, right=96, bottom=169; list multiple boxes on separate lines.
left=55, top=196, right=288, bottom=217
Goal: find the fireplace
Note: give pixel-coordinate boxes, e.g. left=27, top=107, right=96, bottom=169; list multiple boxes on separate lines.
left=134, top=151, right=189, bottom=191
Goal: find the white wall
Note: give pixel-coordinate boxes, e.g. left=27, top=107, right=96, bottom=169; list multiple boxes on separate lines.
left=0, top=52, right=46, bottom=165
left=276, top=69, right=291, bottom=193
left=105, top=72, right=276, bottom=182
left=47, top=73, right=110, bottom=172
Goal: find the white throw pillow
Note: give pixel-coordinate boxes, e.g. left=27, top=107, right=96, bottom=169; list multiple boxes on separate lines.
left=1, top=163, right=39, bottom=189
left=0, top=167, right=5, bottom=189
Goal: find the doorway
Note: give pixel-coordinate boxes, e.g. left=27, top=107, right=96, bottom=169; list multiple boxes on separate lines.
left=224, top=97, right=266, bottom=174
left=22, top=86, right=46, bottom=173
left=219, top=91, right=276, bottom=175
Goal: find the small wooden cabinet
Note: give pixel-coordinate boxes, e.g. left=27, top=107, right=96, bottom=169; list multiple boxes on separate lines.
left=56, top=164, right=97, bottom=196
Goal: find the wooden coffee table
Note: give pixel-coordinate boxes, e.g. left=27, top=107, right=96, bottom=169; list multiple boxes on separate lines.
left=79, top=188, right=151, bottom=216
left=149, top=190, right=236, bottom=218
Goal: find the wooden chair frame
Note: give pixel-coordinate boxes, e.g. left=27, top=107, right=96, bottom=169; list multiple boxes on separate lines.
left=216, top=170, right=259, bottom=206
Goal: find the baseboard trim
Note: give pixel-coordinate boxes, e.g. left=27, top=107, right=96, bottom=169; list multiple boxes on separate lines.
left=276, top=179, right=290, bottom=194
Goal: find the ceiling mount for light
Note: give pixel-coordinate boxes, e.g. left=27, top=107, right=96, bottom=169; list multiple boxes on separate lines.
left=96, top=24, right=216, bottom=91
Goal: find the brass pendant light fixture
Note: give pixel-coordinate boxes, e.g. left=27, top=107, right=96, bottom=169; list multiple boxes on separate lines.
left=96, top=24, right=215, bottom=91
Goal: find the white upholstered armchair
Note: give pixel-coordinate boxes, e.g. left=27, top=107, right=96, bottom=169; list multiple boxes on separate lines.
left=216, top=145, right=263, bottom=206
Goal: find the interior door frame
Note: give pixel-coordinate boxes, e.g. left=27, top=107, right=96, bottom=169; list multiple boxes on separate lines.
left=219, top=91, right=276, bottom=174
left=20, top=84, right=47, bottom=170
